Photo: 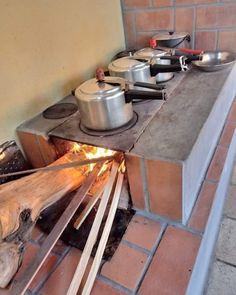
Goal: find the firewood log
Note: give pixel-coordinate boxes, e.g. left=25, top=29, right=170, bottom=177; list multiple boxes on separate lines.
left=0, top=150, right=92, bottom=288
left=0, top=150, right=90, bottom=242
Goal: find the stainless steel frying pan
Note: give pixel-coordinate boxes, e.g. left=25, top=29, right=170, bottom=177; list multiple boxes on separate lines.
left=192, top=51, right=235, bottom=72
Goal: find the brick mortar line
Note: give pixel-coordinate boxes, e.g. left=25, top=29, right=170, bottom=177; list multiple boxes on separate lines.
left=140, top=157, right=150, bottom=212
left=196, top=27, right=236, bottom=32
left=122, top=2, right=236, bottom=12
left=135, top=26, right=236, bottom=35
left=173, top=0, right=176, bottom=32
left=133, top=223, right=168, bottom=294
left=192, top=6, right=196, bottom=49
left=98, top=274, right=133, bottom=294
left=121, top=239, right=151, bottom=256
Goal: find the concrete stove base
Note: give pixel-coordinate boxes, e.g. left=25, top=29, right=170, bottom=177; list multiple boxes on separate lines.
left=126, top=64, right=236, bottom=224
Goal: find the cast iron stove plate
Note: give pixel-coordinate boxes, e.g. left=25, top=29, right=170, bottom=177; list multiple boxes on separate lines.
left=43, top=103, right=78, bottom=119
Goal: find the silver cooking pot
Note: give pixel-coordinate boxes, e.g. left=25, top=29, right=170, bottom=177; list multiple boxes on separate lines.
left=151, top=31, right=191, bottom=48
left=133, top=48, right=174, bottom=82
left=108, top=56, right=183, bottom=85
left=74, top=76, right=165, bottom=131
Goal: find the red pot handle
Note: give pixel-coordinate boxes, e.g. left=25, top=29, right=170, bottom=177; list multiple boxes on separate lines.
left=177, top=48, right=204, bottom=55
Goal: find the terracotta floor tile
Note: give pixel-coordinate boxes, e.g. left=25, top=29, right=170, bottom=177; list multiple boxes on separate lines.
left=139, top=226, right=201, bottom=295
left=39, top=248, right=83, bottom=295
left=206, top=146, right=228, bottom=182
left=91, top=280, right=125, bottom=295
left=122, top=214, right=161, bottom=250
left=188, top=181, right=217, bottom=232
left=219, top=121, right=236, bottom=147
left=14, top=242, right=58, bottom=292
left=101, top=243, right=148, bottom=291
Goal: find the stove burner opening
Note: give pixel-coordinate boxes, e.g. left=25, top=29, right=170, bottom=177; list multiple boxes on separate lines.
left=43, top=103, right=78, bottom=119
left=79, top=111, right=138, bottom=137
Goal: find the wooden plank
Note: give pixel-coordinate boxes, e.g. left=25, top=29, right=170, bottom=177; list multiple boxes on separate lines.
left=0, top=155, right=114, bottom=178
left=81, top=171, right=124, bottom=295
left=66, top=162, right=118, bottom=295
left=11, top=164, right=101, bottom=295
left=73, top=191, right=101, bottom=230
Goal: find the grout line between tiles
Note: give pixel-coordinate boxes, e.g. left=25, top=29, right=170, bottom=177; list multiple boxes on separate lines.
left=98, top=274, right=133, bottom=295
left=134, top=209, right=203, bottom=237
left=133, top=223, right=168, bottom=294
left=121, top=240, right=151, bottom=256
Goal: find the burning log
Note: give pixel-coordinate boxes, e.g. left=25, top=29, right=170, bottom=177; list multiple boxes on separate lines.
left=0, top=150, right=90, bottom=242
left=0, top=146, right=115, bottom=288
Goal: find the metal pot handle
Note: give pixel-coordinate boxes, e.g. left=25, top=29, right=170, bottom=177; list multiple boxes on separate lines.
left=124, top=90, right=166, bottom=103
left=150, top=64, right=183, bottom=76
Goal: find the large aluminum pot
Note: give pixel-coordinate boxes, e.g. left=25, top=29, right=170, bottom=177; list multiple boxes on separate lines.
left=74, top=75, right=165, bottom=131
left=75, top=77, right=133, bottom=130
left=133, top=48, right=174, bottom=82
left=151, top=31, right=190, bottom=48
left=108, top=56, right=182, bottom=85
left=108, top=57, right=155, bottom=84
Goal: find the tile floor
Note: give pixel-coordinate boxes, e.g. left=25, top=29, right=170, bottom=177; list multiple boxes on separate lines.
left=205, top=163, right=236, bottom=295
left=1, top=99, right=236, bottom=295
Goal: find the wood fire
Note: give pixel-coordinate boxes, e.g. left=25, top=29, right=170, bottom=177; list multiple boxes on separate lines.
left=0, top=143, right=125, bottom=294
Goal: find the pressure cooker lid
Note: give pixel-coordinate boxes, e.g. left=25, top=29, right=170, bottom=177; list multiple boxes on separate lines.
left=108, top=56, right=148, bottom=72
left=75, top=77, right=122, bottom=101
left=152, top=31, right=189, bottom=41
left=134, top=47, right=166, bottom=59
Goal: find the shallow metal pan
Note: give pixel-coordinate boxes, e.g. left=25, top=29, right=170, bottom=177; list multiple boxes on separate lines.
left=192, top=51, right=235, bottom=72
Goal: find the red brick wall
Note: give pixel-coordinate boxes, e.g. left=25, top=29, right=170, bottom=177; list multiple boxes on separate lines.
left=121, top=0, right=236, bottom=52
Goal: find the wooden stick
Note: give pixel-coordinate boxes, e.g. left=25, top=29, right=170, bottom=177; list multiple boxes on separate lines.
left=81, top=171, right=124, bottom=295
left=74, top=191, right=101, bottom=230
left=11, top=164, right=102, bottom=295
left=0, top=155, right=114, bottom=179
left=66, top=162, right=119, bottom=295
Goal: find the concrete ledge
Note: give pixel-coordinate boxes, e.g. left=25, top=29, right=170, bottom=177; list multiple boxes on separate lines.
left=186, top=131, right=236, bottom=295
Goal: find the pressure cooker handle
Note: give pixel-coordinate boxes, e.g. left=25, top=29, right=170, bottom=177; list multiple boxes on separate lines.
left=133, top=82, right=166, bottom=90
left=124, top=90, right=166, bottom=103
left=150, top=64, right=182, bottom=76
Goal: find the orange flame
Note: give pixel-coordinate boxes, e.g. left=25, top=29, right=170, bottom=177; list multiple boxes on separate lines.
left=71, top=143, right=116, bottom=174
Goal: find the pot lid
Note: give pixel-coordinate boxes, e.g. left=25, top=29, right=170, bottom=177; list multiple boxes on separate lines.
left=134, top=47, right=166, bottom=59
left=108, top=56, right=148, bottom=72
left=152, top=31, right=189, bottom=41
left=75, top=77, right=123, bottom=102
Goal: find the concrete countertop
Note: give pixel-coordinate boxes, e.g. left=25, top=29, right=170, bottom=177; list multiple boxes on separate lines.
left=131, top=65, right=236, bottom=161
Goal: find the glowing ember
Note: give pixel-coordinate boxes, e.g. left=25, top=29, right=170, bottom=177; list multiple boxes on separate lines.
left=0, top=152, right=5, bottom=161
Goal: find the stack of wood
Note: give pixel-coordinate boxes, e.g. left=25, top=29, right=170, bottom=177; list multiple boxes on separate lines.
left=0, top=148, right=124, bottom=295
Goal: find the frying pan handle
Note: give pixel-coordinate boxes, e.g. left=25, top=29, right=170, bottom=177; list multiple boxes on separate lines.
left=133, top=82, right=166, bottom=90
left=124, top=90, right=166, bottom=103
left=175, top=48, right=204, bottom=55
left=159, top=55, right=202, bottom=64
left=150, top=64, right=182, bottom=76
